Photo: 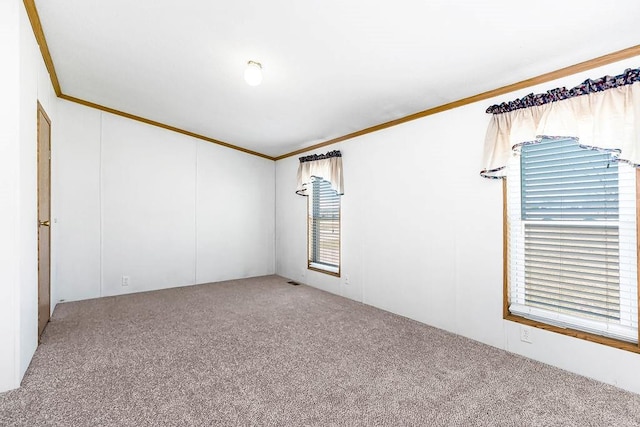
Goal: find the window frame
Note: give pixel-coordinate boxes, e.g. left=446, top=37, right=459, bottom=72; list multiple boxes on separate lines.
left=307, top=177, right=341, bottom=277
left=502, top=168, right=640, bottom=353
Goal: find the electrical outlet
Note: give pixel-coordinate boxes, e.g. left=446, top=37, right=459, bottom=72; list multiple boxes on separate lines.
left=344, top=275, right=350, bottom=285
left=122, top=275, right=130, bottom=287
left=520, top=326, right=532, bottom=343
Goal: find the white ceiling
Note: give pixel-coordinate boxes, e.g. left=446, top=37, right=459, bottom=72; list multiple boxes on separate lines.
left=35, top=0, right=640, bottom=158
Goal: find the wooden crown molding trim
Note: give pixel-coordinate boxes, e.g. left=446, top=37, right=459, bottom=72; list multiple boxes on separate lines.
left=23, top=0, right=61, bottom=96
left=22, top=0, right=640, bottom=162
left=59, top=95, right=275, bottom=160
left=274, top=44, right=640, bottom=160
left=23, top=1, right=274, bottom=161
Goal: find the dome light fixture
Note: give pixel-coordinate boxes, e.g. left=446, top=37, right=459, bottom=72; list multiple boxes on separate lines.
left=244, top=60, right=263, bottom=86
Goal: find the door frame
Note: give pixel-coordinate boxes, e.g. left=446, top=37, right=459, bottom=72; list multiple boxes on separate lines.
left=37, top=101, right=51, bottom=338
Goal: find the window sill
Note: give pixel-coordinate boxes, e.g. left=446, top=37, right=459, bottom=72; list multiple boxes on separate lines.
left=308, top=262, right=340, bottom=277
left=504, top=313, right=640, bottom=354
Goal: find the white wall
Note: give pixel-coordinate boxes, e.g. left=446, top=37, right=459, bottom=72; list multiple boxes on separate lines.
left=195, top=140, right=276, bottom=283
left=275, top=56, right=640, bottom=394
left=0, top=0, right=57, bottom=393
left=51, top=101, right=101, bottom=300
left=0, top=0, right=21, bottom=394
left=52, top=100, right=275, bottom=302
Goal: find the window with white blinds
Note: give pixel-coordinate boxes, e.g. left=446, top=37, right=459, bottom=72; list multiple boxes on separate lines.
left=308, top=177, right=340, bottom=275
left=507, top=137, right=638, bottom=343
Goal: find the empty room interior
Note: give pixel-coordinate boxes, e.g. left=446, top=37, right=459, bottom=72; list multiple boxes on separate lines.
left=3, top=0, right=640, bottom=425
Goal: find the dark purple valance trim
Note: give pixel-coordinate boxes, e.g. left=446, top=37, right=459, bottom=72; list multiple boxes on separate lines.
left=486, top=67, right=640, bottom=114
left=299, top=150, right=342, bottom=163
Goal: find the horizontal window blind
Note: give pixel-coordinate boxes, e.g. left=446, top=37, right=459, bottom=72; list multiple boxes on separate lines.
left=521, top=138, right=619, bottom=221
left=523, top=223, right=620, bottom=321
left=508, top=138, right=637, bottom=343
left=308, top=178, right=340, bottom=271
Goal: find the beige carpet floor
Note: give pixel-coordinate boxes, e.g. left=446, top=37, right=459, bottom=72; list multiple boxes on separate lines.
left=1, top=275, right=639, bottom=426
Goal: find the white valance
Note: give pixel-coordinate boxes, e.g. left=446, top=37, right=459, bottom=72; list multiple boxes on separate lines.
left=296, top=151, right=344, bottom=196
left=481, top=80, right=640, bottom=178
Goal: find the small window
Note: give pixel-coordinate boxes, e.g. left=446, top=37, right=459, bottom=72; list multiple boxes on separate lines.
left=506, top=137, right=638, bottom=344
left=308, top=177, right=340, bottom=276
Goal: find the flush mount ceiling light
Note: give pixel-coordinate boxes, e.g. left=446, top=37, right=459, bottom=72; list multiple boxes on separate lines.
left=244, top=61, right=263, bottom=86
